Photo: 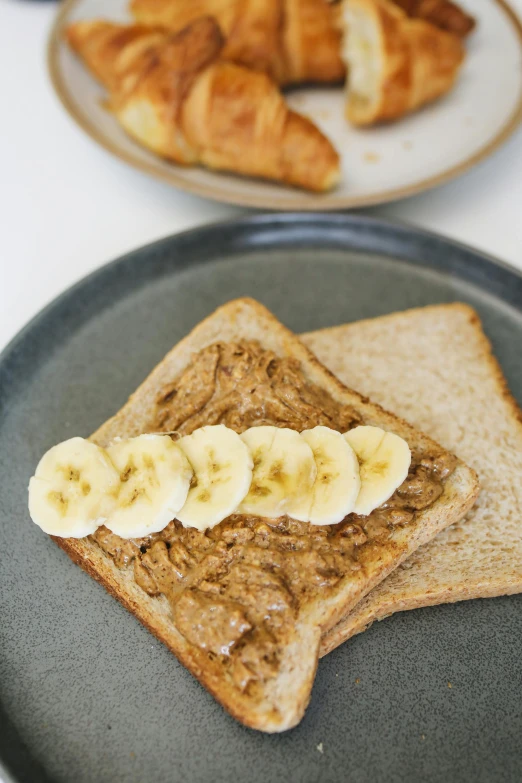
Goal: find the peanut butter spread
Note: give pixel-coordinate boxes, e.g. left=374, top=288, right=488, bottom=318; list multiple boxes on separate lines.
left=91, top=341, right=456, bottom=695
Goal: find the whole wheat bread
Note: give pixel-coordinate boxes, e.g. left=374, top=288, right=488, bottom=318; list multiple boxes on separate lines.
left=52, top=299, right=478, bottom=731
left=302, top=303, right=522, bottom=655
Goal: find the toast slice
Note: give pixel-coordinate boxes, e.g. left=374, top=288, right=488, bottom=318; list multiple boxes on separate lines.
left=302, top=303, right=522, bottom=655
left=52, top=298, right=478, bottom=731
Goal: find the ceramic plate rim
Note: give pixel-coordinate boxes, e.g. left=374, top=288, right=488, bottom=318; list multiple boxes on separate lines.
left=2, top=212, right=522, bottom=384
left=47, top=0, right=522, bottom=211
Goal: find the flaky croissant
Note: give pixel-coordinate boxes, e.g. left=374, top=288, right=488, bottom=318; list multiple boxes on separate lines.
left=129, top=0, right=346, bottom=86
left=66, top=17, right=340, bottom=191
left=342, top=0, right=464, bottom=125
left=391, top=0, right=475, bottom=37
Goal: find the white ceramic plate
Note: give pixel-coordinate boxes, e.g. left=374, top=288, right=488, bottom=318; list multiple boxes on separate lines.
left=48, top=0, right=522, bottom=210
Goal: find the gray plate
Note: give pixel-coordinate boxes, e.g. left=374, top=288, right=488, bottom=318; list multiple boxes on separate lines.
left=1, top=214, right=521, bottom=783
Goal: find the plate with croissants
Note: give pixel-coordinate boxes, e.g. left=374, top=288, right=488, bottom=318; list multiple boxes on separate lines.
left=49, top=0, right=522, bottom=209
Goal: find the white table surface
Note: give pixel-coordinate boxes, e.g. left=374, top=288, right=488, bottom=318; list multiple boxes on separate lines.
left=1, top=0, right=522, bottom=356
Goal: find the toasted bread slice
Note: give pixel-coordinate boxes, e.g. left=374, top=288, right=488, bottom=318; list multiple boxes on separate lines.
left=53, top=298, right=478, bottom=732
left=302, top=303, right=522, bottom=655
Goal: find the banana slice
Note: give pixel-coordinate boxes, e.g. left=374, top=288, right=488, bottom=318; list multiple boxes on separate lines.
left=28, top=437, right=120, bottom=538
left=107, top=434, right=193, bottom=538
left=301, top=426, right=361, bottom=525
left=344, top=425, right=411, bottom=516
left=177, top=425, right=253, bottom=530
left=239, top=426, right=316, bottom=520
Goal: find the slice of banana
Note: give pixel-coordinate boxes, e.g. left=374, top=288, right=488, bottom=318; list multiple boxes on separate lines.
left=344, top=425, right=411, bottom=516
left=239, top=426, right=316, bottom=520
left=106, top=434, right=193, bottom=538
left=28, top=437, right=120, bottom=538
left=177, top=425, right=253, bottom=530
left=301, top=426, right=361, bottom=525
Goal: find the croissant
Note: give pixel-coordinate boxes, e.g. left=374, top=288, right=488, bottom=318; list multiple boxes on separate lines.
left=342, top=0, right=464, bottom=125
left=391, top=0, right=475, bottom=37
left=66, top=17, right=340, bottom=191
left=129, top=0, right=346, bottom=86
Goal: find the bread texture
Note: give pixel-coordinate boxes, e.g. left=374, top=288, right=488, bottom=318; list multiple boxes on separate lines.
left=52, top=298, right=478, bottom=731
left=129, top=0, right=346, bottom=86
left=301, top=303, right=522, bottom=655
left=342, top=0, right=465, bottom=125
left=391, top=0, right=476, bottom=37
left=66, top=18, right=340, bottom=192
